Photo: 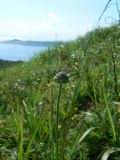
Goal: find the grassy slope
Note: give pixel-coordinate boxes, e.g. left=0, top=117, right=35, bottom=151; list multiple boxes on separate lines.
left=0, top=24, right=120, bottom=160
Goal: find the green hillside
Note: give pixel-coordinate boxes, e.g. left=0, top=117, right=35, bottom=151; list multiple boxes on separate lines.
left=0, top=24, right=120, bottom=160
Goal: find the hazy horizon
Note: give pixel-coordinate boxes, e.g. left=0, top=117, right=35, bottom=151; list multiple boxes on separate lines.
left=0, top=0, right=119, bottom=41
left=0, top=38, right=65, bottom=42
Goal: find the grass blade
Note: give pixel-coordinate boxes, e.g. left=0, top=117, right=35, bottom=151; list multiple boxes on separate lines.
left=78, top=127, right=94, bottom=145
left=103, top=93, right=116, bottom=141
left=18, top=111, right=23, bottom=160
left=70, top=127, right=94, bottom=159
left=101, top=148, right=120, bottom=160
left=24, top=107, right=44, bottom=160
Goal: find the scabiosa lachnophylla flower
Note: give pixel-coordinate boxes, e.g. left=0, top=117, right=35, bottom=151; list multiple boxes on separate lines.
left=55, top=71, right=69, bottom=83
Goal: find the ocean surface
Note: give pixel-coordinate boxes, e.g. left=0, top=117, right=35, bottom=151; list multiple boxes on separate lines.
left=0, top=43, right=47, bottom=61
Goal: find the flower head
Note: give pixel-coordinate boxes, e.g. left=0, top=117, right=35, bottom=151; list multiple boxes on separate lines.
left=55, top=71, right=69, bottom=83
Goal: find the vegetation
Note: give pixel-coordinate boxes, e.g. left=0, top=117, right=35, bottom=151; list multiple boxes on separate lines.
left=0, top=23, right=120, bottom=160
left=0, top=59, right=22, bottom=68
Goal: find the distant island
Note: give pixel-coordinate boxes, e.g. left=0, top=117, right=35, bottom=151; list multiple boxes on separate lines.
left=1, top=39, right=63, bottom=46
left=0, top=59, right=22, bottom=68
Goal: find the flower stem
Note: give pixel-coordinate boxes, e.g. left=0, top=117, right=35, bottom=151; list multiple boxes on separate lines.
left=56, top=82, right=62, bottom=160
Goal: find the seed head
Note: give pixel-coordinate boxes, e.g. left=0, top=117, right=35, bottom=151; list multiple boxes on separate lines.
left=55, top=71, right=69, bottom=83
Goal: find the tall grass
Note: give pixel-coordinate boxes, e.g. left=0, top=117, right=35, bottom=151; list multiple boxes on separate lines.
left=0, top=23, right=120, bottom=159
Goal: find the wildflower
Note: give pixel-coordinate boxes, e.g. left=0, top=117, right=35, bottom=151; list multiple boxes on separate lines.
left=54, top=71, right=69, bottom=159
left=55, top=71, right=69, bottom=83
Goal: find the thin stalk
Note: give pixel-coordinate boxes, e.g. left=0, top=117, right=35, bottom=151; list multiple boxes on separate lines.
left=56, top=83, right=62, bottom=160
left=111, top=51, right=119, bottom=99
left=116, top=0, right=120, bottom=22
left=24, top=106, right=44, bottom=160
left=92, top=79, right=98, bottom=107
left=18, top=110, right=23, bottom=160
left=104, top=93, right=116, bottom=141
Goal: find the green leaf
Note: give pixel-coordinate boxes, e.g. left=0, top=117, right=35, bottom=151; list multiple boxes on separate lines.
left=70, top=127, right=94, bottom=159
left=101, top=148, right=120, bottom=160
left=24, top=107, right=44, bottom=160
left=78, top=127, right=94, bottom=145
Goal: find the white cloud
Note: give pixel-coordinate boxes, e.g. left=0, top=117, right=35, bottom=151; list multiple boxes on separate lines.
left=0, top=13, right=59, bottom=40
left=0, top=13, right=91, bottom=41
left=43, top=13, right=58, bottom=24
left=0, top=13, right=58, bottom=32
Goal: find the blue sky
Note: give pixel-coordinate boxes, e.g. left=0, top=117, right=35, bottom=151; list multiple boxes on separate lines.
left=0, top=0, right=119, bottom=41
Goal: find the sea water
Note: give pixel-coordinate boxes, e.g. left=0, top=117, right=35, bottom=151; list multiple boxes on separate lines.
left=0, top=43, right=47, bottom=61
